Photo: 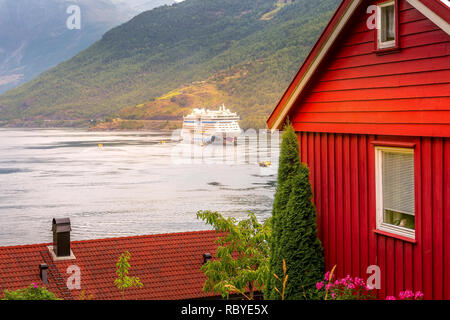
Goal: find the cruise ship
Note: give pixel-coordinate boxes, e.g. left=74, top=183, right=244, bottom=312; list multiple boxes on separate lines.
left=181, top=104, right=241, bottom=144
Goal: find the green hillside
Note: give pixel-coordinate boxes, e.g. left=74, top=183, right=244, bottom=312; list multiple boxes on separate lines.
left=0, top=0, right=340, bottom=129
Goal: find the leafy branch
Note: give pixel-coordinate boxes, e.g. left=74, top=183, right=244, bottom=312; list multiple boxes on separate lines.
left=197, top=210, right=271, bottom=300
left=114, top=251, right=144, bottom=299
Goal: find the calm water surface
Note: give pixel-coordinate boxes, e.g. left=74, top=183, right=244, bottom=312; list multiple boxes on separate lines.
left=0, top=129, right=279, bottom=245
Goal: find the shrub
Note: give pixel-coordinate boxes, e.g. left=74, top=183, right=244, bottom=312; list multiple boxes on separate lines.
left=2, top=283, right=60, bottom=300
left=197, top=210, right=271, bottom=300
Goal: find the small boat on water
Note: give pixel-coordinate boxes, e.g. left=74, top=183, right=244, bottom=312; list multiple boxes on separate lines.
left=258, top=160, right=276, bottom=176
left=259, top=161, right=272, bottom=167
left=181, top=104, right=241, bottom=145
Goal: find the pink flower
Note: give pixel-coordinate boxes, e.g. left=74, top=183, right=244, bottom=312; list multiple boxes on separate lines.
left=346, top=283, right=356, bottom=290
left=399, top=290, right=414, bottom=300
left=324, top=271, right=331, bottom=281
left=325, top=283, right=333, bottom=290
left=388, top=290, right=424, bottom=300
left=331, top=293, right=336, bottom=299
left=414, top=291, right=424, bottom=300
left=316, top=281, right=324, bottom=290
left=31, top=282, right=37, bottom=289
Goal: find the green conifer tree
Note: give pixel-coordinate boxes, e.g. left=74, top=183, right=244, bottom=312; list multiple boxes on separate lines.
left=265, top=123, right=324, bottom=300
left=280, top=164, right=324, bottom=299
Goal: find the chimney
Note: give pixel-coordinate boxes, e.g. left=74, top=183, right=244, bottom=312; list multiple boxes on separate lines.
left=39, top=263, right=49, bottom=284
left=52, top=218, right=71, bottom=257
left=203, top=253, right=212, bottom=264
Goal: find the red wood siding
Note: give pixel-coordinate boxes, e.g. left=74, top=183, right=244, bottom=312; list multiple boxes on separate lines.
left=290, top=1, right=450, bottom=138
left=297, top=131, right=450, bottom=299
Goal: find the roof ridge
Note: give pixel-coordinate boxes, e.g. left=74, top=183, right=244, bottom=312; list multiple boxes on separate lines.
left=0, top=242, right=51, bottom=250
left=70, top=229, right=219, bottom=244
left=0, top=229, right=219, bottom=250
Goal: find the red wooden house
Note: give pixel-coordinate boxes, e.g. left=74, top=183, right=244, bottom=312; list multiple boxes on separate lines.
left=267, top=0, right=449, bottom=299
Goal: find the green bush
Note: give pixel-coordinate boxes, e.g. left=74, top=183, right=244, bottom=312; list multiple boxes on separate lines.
left=2, top=283, right=60, bottom=300
left=196, top=210, right=271, bottom=300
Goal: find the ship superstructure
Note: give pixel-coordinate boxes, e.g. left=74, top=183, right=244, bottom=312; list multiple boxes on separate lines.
left=181, top=104, right=241, bottom=144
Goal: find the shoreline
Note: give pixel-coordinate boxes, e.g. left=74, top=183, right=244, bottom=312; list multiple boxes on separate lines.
left=0, top=119, right=182, bottom=131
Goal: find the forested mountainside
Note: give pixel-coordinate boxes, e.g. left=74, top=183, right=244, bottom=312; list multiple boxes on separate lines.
left=0, top=0, right=340, bottom=129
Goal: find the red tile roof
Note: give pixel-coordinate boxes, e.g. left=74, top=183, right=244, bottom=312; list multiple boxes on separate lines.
left=0, top=230, right=224, bottom=300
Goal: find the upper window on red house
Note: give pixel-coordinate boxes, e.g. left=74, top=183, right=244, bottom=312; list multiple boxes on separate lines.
left=377, top=1, right=396, bottom=49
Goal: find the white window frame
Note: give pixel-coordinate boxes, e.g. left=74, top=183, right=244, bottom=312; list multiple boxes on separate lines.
left=375, top=146, right=415, bottom=239
left=377, top=1, right=396, bottom=50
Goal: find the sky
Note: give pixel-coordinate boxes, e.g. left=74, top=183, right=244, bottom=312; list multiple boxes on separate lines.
left=110, top=0, right=184, bottom=9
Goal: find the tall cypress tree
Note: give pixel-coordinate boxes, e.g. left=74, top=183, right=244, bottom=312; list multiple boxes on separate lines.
left=281, top=164, right=324, bottom=299
left=265, top=123, right=299, bottom=299
left=265, top=123, right=324, bottom=300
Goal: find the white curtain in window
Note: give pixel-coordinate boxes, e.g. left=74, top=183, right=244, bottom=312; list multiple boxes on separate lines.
left=386, top=5, right=395, bottom=41
left=382, top=151, right=415, bottom=215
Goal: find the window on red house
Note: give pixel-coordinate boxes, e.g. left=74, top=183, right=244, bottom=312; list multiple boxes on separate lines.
left=377, top=1, right=396, bottom=49
left=375, top=147, right=415, bottom=239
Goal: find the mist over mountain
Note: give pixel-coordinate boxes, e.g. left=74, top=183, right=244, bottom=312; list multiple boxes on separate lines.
left=0, top=0, right=174, bottom=93
left=111, top=0, right=176, bottom=16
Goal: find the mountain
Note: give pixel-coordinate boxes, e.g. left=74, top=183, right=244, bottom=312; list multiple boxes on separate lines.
left=0, top=0, right=175, bottom=94
left=0, top=0, right=340, bottom=129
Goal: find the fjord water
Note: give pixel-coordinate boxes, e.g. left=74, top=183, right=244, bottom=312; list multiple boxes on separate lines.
left=0, top=129, right=278, bottom=246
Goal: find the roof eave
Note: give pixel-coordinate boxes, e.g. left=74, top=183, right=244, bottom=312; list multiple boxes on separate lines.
left=267, top=0, right=362, bottom=130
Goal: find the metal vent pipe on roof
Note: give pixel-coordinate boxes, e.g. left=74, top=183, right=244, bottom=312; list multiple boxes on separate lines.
left=203, top=253, right=212, bottom=264
left=39, top=263, right=49, bottom=284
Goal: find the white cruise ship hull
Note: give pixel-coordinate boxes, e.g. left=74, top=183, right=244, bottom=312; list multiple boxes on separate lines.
left=181, top=129, right=240, bottom=145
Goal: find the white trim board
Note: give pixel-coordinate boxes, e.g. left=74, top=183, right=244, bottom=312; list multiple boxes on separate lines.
left=407, top=0, right=450, bottom=35
left=272, top=0, right=362, bottom=129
